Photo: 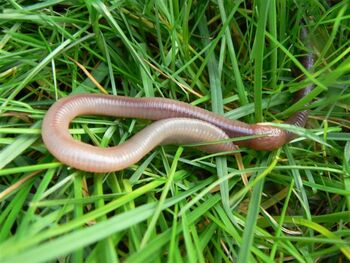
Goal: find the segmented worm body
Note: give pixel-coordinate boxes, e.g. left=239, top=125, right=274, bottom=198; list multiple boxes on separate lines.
left=42, top=29, right=314, bottom=173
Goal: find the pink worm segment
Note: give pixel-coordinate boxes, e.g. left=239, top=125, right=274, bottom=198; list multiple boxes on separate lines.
left=42, top=95, right=238, bottom=173
left=41, top=91, right=310, bottom=173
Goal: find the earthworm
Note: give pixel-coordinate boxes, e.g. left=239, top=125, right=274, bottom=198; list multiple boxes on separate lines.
left=42, top=28, right=314, bottom=173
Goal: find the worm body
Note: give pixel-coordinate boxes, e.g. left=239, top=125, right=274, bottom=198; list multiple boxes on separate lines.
left=42, top=89, right=311, bottom=173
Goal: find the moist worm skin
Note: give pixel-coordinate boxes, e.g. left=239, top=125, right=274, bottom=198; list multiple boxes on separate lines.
left=41, top=29, right=314, bottom=173
left=42, top=86, right=311, bottom=173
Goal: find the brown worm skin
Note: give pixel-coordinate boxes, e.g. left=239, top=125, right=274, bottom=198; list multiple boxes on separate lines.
left=41, top=28, right=314, bottom=173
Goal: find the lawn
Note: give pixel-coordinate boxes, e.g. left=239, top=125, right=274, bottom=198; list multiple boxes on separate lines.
left=0, top=0, right=350, bottom=262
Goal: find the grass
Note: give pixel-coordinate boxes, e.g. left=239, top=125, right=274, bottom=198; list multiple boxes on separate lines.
left=0, top=0, right=350, bottom=262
